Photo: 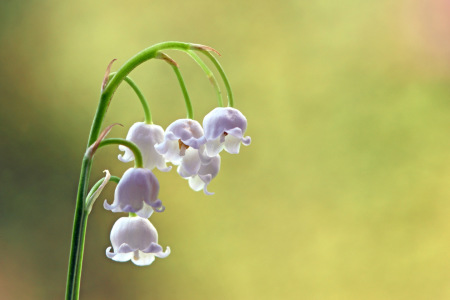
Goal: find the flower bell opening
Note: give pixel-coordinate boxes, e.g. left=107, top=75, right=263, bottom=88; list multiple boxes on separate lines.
left=178, top=139, right=190, bottom=156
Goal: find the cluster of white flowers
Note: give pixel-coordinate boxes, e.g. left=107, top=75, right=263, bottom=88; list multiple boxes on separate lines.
left=104, top=107, right=250, bottom=266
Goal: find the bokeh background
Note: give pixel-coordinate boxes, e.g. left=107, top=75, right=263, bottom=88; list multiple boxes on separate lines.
left=1, top=0, right=449, bottom=299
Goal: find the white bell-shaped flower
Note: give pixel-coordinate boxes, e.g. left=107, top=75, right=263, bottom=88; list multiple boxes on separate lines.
left=184, top=154, right=221, bottom=195
left=104, top=168, right=163, bottom=218
left=202, top=107, right=251, bottom=157
left=175, top=144, right=213, bottom=179
left=106, top=216, right=170, bottom=266
left=155, top=119, right=205, bottom=176
left=118, top=122, right=170, bottom=172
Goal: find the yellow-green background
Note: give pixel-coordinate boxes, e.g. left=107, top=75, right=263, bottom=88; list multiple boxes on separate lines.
left=0, top=0, right=449, bottom=299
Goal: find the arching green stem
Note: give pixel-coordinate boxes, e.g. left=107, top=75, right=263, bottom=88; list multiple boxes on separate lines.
left=97, top=138, right=143, bottom=168
left=199, top=51, right=234, bottom=107
left=109, top=72, right=152, bottom=124
left=187, top=50, right=223, bottom=107
left=88, top=41, right=195, bottom=146
left=170, top=65, right=193, bottom=119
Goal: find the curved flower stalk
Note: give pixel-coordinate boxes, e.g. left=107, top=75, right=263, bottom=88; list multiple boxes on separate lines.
left=104, top=168, right=163, bottom=218
left=184, top=154, right=221, bottom=195
left=106, top=216, right=170, bottom=266
left=202, top=107, right=251, bottom=157
left=155, top=119, right=205, bottom=176
left=118, top=122, right=171, bottom=172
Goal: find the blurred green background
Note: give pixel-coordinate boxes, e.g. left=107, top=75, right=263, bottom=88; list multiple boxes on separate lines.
left=1, top=0, right=449, bottom=299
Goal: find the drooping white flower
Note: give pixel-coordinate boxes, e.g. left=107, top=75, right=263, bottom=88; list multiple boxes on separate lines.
left=202, top=107, right=251, bottom=157
left=106, top=216, right=170, bottom=266
left=155, top=119, right=205, bottom=177
left=104, top=168, right=163, bottom=218
left=183, top=154, right=221, bottom=195
left=118, top=122, right=170, bottom=172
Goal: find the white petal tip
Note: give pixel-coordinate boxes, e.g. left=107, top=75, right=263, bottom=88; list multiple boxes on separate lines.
left=158, top=165, right=172, bottom=172
left=103, top=199, right=113, bottom=210
left=155, top=246, right=171, bottom=258
left=118, top=154, right=133, bottom=163
left=203, top=186, right=214, bottom=195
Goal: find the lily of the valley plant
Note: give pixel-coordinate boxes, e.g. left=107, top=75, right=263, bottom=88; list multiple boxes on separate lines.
left=65, top=42, right=250, bottom=300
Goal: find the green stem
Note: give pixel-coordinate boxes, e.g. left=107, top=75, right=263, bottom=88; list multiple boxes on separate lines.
left=187, top=50, right=223, bottom=107
left=66, top=41, right=196, bottom=300
left=199, top=51, right=234, bottom=107
left=65, top=156, right=92, bottom=300
left=97, top=138, right=144, bottom=168
left=170, top=65, right=193, bottom=119
left=109, top=73, right=152, bottom=124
